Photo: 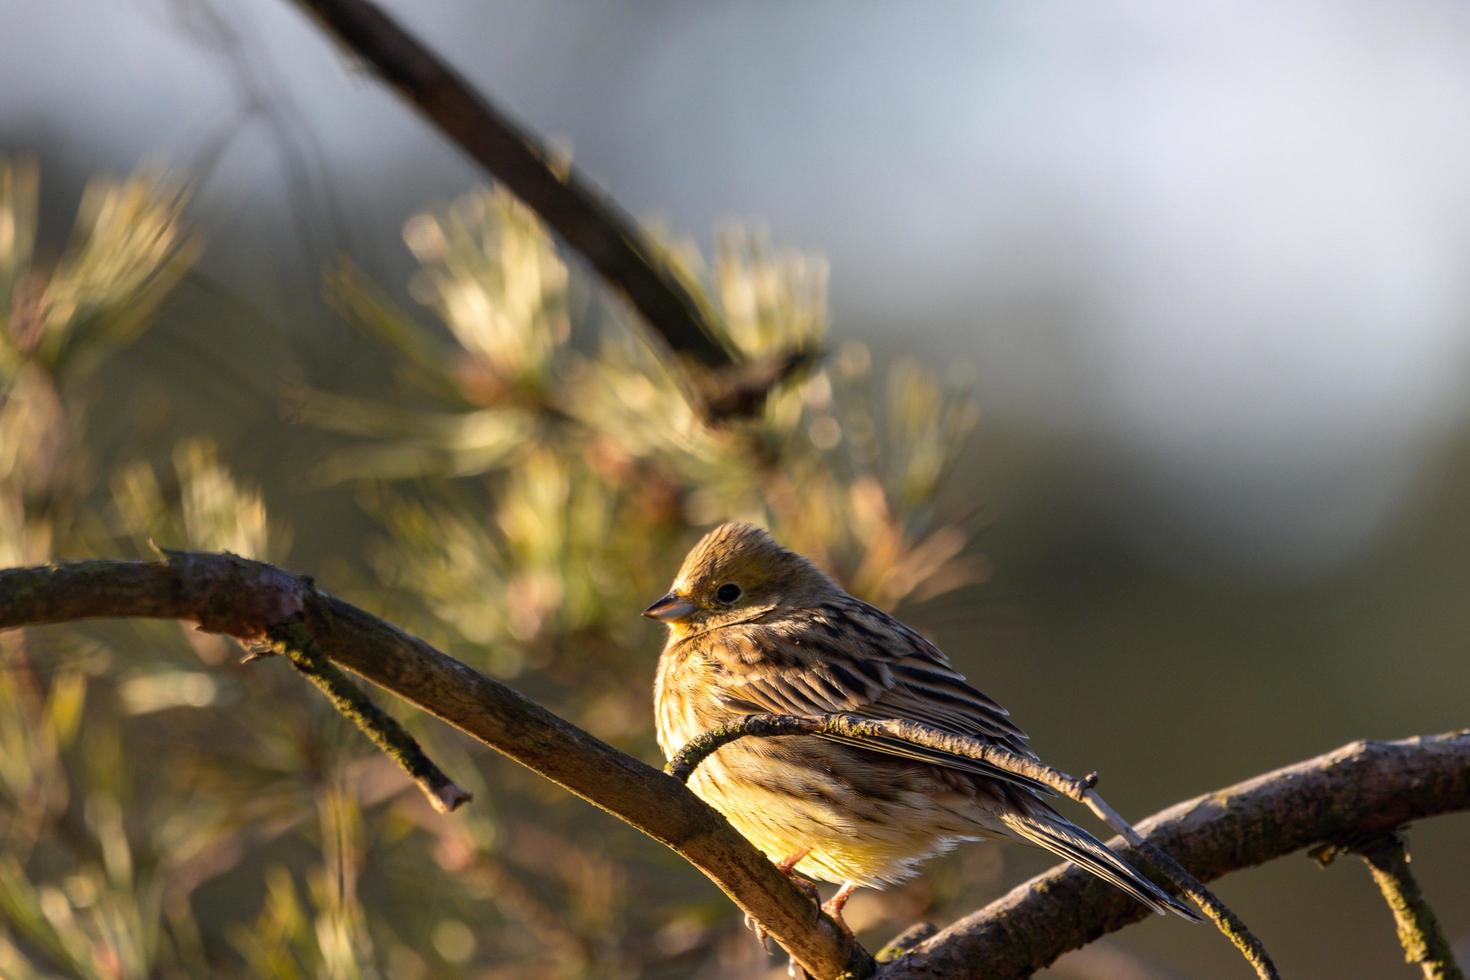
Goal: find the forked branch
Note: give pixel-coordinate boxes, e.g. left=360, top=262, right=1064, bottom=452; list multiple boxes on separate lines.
left=286, top=0, right=818, bottom=420
left=878, top=730, right=1470, bottom=979
left=3, top=554, right=1469, bottom=980
left=0, top=553, right=867, bottom=979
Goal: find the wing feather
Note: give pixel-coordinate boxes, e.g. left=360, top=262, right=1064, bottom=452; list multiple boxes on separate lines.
left=707, top=598, right=1055, bottom=796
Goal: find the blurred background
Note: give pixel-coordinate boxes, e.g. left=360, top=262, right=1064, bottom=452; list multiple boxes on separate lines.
left=3, top=1, right=1469, bottom=977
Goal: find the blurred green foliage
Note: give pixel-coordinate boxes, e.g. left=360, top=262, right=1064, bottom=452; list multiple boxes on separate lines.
left=0, top=161, right=981, bottom=978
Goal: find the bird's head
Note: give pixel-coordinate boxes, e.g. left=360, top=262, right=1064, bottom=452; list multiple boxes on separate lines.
left=643, top=522, right=834, bottom=636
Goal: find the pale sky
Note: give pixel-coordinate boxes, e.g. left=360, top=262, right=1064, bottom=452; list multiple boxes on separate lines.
left=7, top=0, right=1470, bottom=577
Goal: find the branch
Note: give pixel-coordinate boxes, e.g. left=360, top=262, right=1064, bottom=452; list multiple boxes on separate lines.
left=876, top=730, right=1470, bottom=979
left=667, top=713, right=1278, bottom=979
left=0, top=554, right=868, bottom=979
left=1081, top=792, right=1277, bottom=980
left=666, top=713, right=1092, bottom=795
left=286, top=0, right=813, bottom=420
left=266, top=616, right=471, bottom=814
left=1314, top=831, right=1465, bottom=980
left=8, top=555, right=1468, bottom=979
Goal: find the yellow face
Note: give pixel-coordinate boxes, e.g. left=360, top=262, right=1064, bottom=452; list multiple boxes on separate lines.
left=642, top=522, right=827, bottom=636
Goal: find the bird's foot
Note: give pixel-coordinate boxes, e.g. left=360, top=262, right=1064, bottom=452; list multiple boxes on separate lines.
left=775, top=846, right=811, bottom=875
left=743, top=848, right=822, bottom=958
left=774, top=847, right=821, bottom=906
left=742, top=911, right=776, bottom=954
left=820, top=881, right=859, bottom=941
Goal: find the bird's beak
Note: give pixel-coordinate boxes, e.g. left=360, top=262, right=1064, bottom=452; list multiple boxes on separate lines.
left=642, top=592, right=695, bottom=623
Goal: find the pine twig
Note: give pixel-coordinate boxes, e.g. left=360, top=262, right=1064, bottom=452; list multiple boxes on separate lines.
left=665, top=712, right=1091, bottom=795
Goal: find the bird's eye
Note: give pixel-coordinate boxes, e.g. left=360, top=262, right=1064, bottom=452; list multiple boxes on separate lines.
left=715, top=583, right=742, bottom=603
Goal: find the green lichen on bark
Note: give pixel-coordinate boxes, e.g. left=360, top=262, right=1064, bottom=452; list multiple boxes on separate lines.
left=874, top=923, right=937, bottom=964
left=266, top=617, right=470, bottom=814
left=1348, top=832, right=1464, bottom=980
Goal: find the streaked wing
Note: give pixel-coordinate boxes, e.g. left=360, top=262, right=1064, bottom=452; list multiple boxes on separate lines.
left=709, top=598, right=1055, bottom=796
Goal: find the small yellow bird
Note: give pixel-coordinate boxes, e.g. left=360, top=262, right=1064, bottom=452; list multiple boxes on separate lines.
left=648, top=522, right=1197, bottom=927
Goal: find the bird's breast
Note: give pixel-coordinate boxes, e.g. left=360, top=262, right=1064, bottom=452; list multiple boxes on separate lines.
left=653, top=641, right=718, bottom=760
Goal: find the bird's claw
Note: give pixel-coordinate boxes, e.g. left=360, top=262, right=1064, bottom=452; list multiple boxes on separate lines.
left=743, top=911, right=775, bottom=954
left=791, top=875, right=820, bottom=907
left=745, top=847, right=826, bottom=968
left=820, top=881, right=858, bottom=942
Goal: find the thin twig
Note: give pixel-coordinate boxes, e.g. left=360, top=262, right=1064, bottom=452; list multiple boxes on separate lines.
left=1084, top=792, right=1278, bottom=980
left=667, top=711, right=1278, bottom=980
left=285, top=0, right=816, bottom=420
left=665, top=712, right=1092, bottom=796
left=266, top=617, right=472, bottom=814
left=1313, top=831, right=1466, bottom=980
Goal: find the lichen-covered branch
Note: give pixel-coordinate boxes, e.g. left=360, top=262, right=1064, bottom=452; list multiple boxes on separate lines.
left=665, top=712, right=1095, bottom=796
left=1081, top=792, right=1278, bottom=980
left=1354, top=834, right=1465, bottom=980
left=877, top=730, right=1470, bottom=980
left=285, top=0, right=816, bottom=420
left=1315, top=831, right=1465, bottom=980
left=667, top=712, right=1278, bottom=979
left=0, top=553, right=868, bottom=980
left=266, top=616, right=471, bottom=814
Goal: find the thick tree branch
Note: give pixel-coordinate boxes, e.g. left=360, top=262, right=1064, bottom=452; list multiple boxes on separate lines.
left=876, top=730, right=1470, bottom=979
left=0, top=554, right=868, bottom=979
left=286, top=0, right=816, bottom=420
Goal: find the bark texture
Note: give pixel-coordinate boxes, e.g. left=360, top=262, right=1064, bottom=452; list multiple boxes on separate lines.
left=876, top=731, right=1470, bottom=979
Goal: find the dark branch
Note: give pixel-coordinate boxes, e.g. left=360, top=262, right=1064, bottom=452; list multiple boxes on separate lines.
left=266, top=615, right=471, bottom=814
left=699, top=347, right=824, bottom=419
left=287, top=0, right=811, bottom=420
left=877, top=731, right=1470, bottom=980
left=0, top=554, right=867, bottom=979
left=875, top=924, right=938, bottom=965
left=1314, top=831, right=1465, bottom=980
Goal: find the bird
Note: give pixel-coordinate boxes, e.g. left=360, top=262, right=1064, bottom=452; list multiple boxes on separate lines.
left=646, top=521, right=1198, bottom=934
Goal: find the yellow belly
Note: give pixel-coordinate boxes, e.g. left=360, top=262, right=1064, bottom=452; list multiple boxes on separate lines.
left=654, top=638, right=983, bottom=886
left=686, top=742, right=981, bottom=887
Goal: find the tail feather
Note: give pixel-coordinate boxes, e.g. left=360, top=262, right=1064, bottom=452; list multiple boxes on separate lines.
left=999, top=808, right=1202, bottom=921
